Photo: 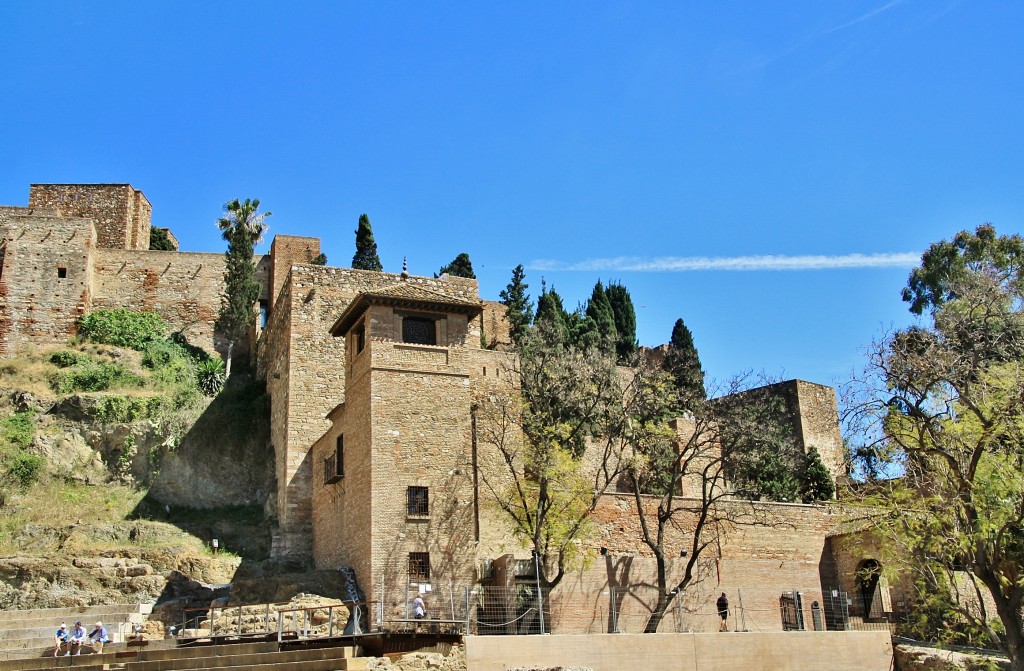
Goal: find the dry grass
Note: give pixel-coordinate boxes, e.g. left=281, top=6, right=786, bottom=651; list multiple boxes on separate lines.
left=0, top=344, right=152, bottom=399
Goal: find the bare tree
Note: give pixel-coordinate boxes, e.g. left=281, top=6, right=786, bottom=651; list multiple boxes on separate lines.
left=474, top=323, right=624, bottom=592
left=620, top=363, right=768, bottom=633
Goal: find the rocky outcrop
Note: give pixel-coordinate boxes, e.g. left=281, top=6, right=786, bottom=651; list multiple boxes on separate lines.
left=894, top=643, right=1009, bottom=671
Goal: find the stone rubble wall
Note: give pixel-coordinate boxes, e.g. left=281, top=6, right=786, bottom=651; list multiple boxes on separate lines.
left=0, top=210, right=96, bottom=356
left=29, top=184, right=151, bottom=251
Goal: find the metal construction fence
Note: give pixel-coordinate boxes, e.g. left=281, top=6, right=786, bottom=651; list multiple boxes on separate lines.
left=170, top=583, right=897, bottom=640
left=377, top=582, right=873, bottom=635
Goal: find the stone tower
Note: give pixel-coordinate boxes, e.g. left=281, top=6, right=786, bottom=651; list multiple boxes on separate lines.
left=311, top=280, right=483, bottom=605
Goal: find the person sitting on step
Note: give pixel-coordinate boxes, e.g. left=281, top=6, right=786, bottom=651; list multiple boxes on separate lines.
left=53, top=623, right=68, bottom=657
left=68, top=622, right=87, bottom=655
left=88, top=621, right=109, bottom=654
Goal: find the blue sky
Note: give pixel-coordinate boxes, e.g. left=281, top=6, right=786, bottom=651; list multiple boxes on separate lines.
left=1, top=1, right=1022, bottom=387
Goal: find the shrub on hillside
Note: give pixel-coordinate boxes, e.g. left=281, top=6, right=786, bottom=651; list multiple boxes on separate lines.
left=0, top=412, right=35, bottom=451
left=50, top=362, right=144, bottom=394
left=142, top=340, right=196, bottom=387
left=49, top=350, right=87, bottom=368
left=9, top=452, right=43, bottom=487
left=78, top=309, right=167, bottom=350
left=93, top=395, right=167, bottom=424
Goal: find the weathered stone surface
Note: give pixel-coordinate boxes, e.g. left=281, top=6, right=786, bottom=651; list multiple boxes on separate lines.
left=894, top=644, right=1009, bottom=671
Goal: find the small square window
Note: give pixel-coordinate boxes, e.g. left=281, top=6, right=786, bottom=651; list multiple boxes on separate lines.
left=407, top=486, right=429, bottom=516
left=57, top=267, right=67, bottom=279
left=409, top=552, right=430, bottom=581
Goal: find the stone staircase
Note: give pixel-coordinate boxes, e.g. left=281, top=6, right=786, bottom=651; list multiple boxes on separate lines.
left=0, top=641, right=368, bottom=671
left=0, top=604, right=150, bottom=660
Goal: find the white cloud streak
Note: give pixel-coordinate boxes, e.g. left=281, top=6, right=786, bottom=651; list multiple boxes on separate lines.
left=527, top=252, right=921, bottom=273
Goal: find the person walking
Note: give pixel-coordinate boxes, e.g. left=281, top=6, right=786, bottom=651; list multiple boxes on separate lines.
left=412, top=595, right=427, bottom=619
left=716, top=592, right=729, bottom=631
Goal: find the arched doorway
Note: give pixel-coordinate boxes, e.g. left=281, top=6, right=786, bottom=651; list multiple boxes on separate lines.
left=856, top=559, right=882, bottom=619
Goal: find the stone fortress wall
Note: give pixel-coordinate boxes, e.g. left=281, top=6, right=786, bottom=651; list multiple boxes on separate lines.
left=0, top=182, right=895, bottom=634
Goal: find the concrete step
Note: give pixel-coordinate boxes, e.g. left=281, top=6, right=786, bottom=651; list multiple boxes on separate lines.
left=125, top=646, right=357, bottom=671
left=0, top=617, right=143, bottom=642
left=0, top=638, right=175, bottom=664
left=134, top=643, right=279, bottom=662
left=0, top=649, right=130, bottom=670
left=0, top=604, right=148, bottom=624
left=184, top=661, right=357, bottom=671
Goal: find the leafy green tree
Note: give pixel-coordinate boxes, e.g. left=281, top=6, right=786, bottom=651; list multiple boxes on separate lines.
left=311, top=252, right=327, bottom=266
left=216, top=198, right=270, bottom=377
left=605, top=282, right=637, bottom=361
left=902, top=223, right=1024, bottom=315
left=475, top=320, right=624, bottom=595
left=848, top=253, right=1024, bottom=667
left=351, top=214, right=383, bottom=271
left=149, top=226, right=177, bottom=251
left=663, top=318, right=706, bottom=410
left=499, top=264, right=534, bottom=346
left=438, top=252, right=476, bottom=279
left=585, top=280, right=617, bottom=351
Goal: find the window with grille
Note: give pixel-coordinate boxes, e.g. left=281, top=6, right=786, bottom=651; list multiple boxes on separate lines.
left=407, top=486, right=429, bottom=516
left=408, top=552, right=430, bottom=581
left=324, top=435, right=344, bottom=484
left=402, top=317, right=436, bottom=345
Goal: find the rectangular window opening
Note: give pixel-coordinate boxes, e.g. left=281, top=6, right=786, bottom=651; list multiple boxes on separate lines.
left=354, top=324, right=365, bottom=353
left=402, top=317, right=436, bottom=345
left=57, top=267, right=67, bottom=279
left=407, top=486, right=429, bottom=516
left=409, top=552, right=430, bottom=581
left=325, top=435, right=344, bottom=484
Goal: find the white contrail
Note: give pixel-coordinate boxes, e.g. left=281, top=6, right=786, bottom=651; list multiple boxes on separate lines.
left=528, top=252, right=920, bottom=272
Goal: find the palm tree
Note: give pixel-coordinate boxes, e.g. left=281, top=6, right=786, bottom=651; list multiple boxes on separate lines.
left=216, top=198, right=271, bottom=377
left=217, top=198, right=270, bottom=244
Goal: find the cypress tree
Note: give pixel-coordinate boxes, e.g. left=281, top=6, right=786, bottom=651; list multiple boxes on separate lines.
left=535, top=280, right=570, bottom=344
left=499, top=264, right=534, bottom=346
left=352, top=214, right=383, bottom=271
left=438, top=252, right=476, bottom=279
left=799, top=448, right=836, bottom=503
left=149, top=226, right=177, bottom=251
left=606, top=281, right=637, bottom=361
left=664, top=318, right=706, bottom=408
left=585, top=280, right=617, bottom=352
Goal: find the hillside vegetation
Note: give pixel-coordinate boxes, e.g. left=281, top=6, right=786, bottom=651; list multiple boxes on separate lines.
left=0, top=309, right=283, bottom=612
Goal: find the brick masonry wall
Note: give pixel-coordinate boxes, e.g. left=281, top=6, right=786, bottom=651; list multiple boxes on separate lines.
left=29, top=184, right=151, bottom=250
left=474, top=490, right=843, bottom=633
left=0, top=210, right=96, bottom=355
